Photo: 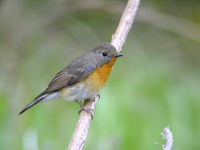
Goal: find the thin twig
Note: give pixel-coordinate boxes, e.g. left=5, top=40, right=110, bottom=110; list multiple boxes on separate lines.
left=155, top=126, right=174, bottom=150
left=68, top=0, right=140, bottom=149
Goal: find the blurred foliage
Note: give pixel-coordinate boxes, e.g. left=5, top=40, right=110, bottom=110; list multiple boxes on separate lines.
left=0, top=0, right=200, bottom=150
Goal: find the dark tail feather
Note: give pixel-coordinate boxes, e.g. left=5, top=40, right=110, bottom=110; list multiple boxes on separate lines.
left=18, top=94, right=47, bottom=115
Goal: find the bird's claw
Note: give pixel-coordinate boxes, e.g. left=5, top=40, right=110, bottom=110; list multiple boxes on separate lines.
left=78, top=107, right=94, bottom=119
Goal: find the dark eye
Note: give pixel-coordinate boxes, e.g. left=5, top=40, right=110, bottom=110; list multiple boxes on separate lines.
left=102, top=52, right=107, bottom=56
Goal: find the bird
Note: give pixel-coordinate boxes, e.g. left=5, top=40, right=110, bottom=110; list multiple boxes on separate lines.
left=18, top=42, right=123, bottom=116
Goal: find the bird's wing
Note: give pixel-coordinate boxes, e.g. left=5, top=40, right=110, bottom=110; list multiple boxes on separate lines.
left=44, top=63, right=96, bottom=93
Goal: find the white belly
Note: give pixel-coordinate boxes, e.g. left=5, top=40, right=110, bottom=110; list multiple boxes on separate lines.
left=59, top=80, right=101, bottom=101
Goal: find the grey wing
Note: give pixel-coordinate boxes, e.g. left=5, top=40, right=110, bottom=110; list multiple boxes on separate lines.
left=44, top=63, right=96, bottom=93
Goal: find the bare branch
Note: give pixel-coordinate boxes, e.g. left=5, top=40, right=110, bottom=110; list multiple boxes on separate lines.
left=155, top=126, right=174, bottom=150
left=111, top=0, right=140, bottom=52
left=68, top=97, right=98, bottom=150
left=68, top=1, right=140, bottom=149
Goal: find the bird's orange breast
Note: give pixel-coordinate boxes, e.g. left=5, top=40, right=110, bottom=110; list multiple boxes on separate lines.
left=95, top=57, right=117, bottom=85
left=85, top=57, right=117, bottom=92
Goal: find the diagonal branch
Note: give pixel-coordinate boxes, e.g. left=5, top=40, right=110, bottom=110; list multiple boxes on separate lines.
left=111, top=0, right=140, bottom=52
left=68, top=0, right=140, bottom=149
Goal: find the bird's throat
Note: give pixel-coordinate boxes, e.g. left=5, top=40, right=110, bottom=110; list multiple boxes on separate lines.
left=94, top=57, right=117, bottom=85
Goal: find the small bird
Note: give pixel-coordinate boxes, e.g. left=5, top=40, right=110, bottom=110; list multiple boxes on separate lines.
left=19, top=42, right=123, bottom=115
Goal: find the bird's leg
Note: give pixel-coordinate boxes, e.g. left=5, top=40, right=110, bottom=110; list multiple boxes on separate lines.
left=75, top=100, right=94, bottom=119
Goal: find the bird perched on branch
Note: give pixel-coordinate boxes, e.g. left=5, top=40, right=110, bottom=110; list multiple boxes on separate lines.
left=19, top=42, right=123, bottom=116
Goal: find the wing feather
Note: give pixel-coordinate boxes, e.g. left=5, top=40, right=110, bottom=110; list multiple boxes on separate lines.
left=43, top=63, right=96, bottom=94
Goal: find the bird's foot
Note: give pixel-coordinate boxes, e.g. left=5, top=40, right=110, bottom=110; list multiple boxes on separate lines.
left=75, top=100, right=94, bottom=119
left=78, top=107, right=94, bottom=119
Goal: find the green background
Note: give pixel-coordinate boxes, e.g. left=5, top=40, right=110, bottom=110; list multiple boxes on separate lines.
left=1, top=0, right=200, bottom=150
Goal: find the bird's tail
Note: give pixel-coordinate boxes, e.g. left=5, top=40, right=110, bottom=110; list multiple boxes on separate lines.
left=18, top=94, right=48, bottom=115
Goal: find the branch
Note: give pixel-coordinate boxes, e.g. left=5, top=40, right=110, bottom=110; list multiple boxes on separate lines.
left=68, top=0, right=140, bottom=149
left=155, top=126, right=174, bottom=150
left=111, top=0, right=140, bottom=52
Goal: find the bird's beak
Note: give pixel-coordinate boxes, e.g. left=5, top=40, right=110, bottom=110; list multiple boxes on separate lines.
left=113, top=53, right=123, bottom=58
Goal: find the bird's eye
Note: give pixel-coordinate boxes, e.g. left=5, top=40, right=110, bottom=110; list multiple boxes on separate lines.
left=102, top=52, right=107, bottom=56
